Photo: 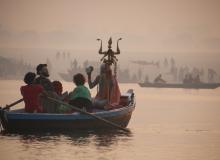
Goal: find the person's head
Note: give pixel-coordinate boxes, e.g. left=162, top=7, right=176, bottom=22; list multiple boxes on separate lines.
left=100, top=63, right=112, bottom=75
left=24, top=72, right=36, bottom=85
left=100, top=63, right=106, bottom=74
left=52, top=81, right=63, bottom=95
left=36, top=64, right=49, bottom=77
left=73, top=73, right=86, bottom=86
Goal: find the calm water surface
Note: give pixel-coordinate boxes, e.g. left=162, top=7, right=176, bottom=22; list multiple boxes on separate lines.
left=0, top=80, right=220, bottom=160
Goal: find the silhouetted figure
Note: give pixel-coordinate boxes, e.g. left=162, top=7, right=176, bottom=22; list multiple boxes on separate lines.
left=183, top=73, right=193, bottom=84
left=192, top=67, right=200, bottom=79
left=178, top=67, right=184, bottom=82
left=72, top=59, right=78, bottom=69
left=154, top=74, right=166, bottom=84
left=193, top=74, right=201, bottom=83
left=208, top=68, right=217, bottom=83
left=163, top=58, right=168, bottom=68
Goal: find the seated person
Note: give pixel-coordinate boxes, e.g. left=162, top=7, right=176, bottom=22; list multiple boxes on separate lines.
left=20, top=72, right=44, bottom=113
left=69, top=73, right=92, bottom=112
left=193, top=75, right=201, bottom=83
left=52, top=81, right=63, bottom=96
left=183, top=74, right=193, bottom=84
left=86, top=63, right=121, bottom=109
left=35, top=64, right=60, bottom=113
left=183, top=74, right=189, bottom=84
left=35, top=64, right=54, bottom=91
left=154, top=74, right=166, bottom=84
left=52, top=80, right=68, bottom=101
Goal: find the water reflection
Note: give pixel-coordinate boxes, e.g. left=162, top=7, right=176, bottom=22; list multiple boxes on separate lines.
left=1, top=129, right=133, bottom=148
left=0, top=129, right=133, bottom=160
left=93, top=129, right=132, bottom=148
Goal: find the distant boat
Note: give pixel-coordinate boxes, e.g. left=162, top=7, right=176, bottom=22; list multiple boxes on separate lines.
left=138, top=82, right=220, bottom=89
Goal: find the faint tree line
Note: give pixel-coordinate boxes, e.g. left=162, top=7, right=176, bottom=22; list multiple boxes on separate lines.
left=0, top=56, right=34, bottom=79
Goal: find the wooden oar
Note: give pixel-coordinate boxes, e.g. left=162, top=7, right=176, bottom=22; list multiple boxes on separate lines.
left=1, top=98, right=24, bottom=110
left=46, top=97, right=130, bottom=132
left=0, top=98, right=24, bottom=131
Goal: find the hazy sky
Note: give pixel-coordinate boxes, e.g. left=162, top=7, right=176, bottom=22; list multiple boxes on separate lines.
left=0, top=0, right=220, bottom=53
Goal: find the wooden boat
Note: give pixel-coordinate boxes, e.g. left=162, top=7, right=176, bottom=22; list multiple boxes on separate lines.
left=0, top=91, right=135, bottom=132
left=138, top=82, right=220, bottom=89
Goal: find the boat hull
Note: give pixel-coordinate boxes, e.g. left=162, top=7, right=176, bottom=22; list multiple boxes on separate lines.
left=1, top=104, right=135, bottom=132
left=139, top=83, right=220, bottom=89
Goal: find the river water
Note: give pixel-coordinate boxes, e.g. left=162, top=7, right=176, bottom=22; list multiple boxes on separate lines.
left=0, top=80, right=220, bottom=160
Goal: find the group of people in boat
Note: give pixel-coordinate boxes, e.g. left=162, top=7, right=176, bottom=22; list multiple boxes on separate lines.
left=146, top=73, right=201, bottom=84
left=183, top=74, right=201, bottom=84
left=20, top=63, right=121, bottom=113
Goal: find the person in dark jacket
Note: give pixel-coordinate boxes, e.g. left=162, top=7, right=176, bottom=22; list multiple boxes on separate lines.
left=35, top=64, right=59, bottom=113
left=35, top=64, right=54, bottom=91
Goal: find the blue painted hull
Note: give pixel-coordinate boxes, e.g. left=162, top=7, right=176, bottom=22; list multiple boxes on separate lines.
left=1, top=104, right=135, bottom=132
